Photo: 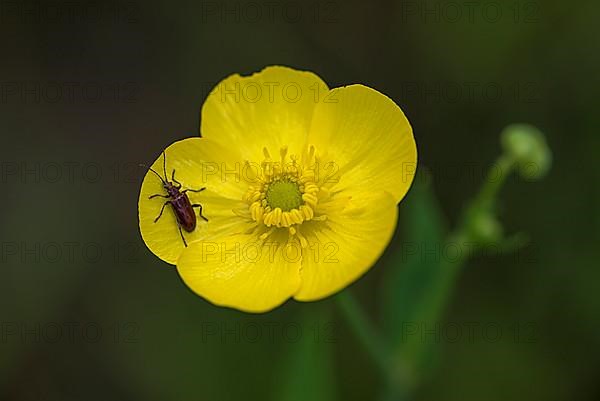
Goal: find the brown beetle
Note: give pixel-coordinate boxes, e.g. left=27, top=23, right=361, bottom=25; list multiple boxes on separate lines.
left=142, top=151, right=208, bottom=247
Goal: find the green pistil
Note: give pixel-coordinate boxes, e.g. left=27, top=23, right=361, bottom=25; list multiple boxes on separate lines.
left=266, top=180, right=303, bottom=211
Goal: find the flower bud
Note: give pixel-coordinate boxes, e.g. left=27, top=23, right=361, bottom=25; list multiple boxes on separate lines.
left=500, top=124, right=552, bottom=180
left=468, top=213, right=503, bottom=244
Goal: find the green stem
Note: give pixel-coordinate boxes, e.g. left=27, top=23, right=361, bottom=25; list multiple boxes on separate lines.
left=389, top=153, right=518, bottom=399
left=472, top=154, right=515, bottom=211
left=335, top=291, right=392, bottom=378
left=426, top=155, right=517, bottom=325
left=337, top=291, right=415, bottom=401
left=337, top=154, right=519, bottom=401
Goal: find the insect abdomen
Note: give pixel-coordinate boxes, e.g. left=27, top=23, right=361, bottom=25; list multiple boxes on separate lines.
left=171, top=194, right=196, bottom=232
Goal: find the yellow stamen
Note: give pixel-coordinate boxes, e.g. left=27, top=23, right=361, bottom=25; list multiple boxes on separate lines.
left=240, top=146, right=329, bottom=233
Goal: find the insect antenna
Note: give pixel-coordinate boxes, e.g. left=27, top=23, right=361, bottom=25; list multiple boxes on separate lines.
left=139, top=163, right=166, bottom=185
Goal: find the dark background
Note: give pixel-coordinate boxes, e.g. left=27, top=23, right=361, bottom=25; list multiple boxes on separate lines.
left=1, top=0, right=599, bottom=400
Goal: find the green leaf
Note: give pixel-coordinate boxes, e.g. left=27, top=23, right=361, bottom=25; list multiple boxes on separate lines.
left=275, top=306, right=337, bottom=401
left=382, top=171, right=446, bottom=336
left=381, top=170, right=447, bottom=381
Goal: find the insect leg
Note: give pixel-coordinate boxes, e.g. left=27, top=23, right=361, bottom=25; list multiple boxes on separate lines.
left=154, top=201, right=169, bottom=223
left=184, top=187, right=206, bottom=193
left=171, top=169, right=182, bottom=188
left=162, top=151, right=168, bottom=180
left=149, top=193, right=169, bottom=199
left=192, top=204, right=209, bottom=221
left=177, top=220, right=188, bottom=247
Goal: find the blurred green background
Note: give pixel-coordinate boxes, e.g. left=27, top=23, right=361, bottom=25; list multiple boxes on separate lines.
left=1, top=0, right=599, bottom=400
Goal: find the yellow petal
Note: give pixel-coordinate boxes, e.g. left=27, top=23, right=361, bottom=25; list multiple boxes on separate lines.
left=138, top=137, right=250, bottom=265
left=294, top=191, right=398, bottom=301
left=177, top=232, right=302, bottom=313
left=307, top=84, right=417, bottom=203
left=201, top=65, right=330, bottom=160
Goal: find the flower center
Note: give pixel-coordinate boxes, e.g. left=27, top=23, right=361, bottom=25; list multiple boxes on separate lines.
left=266, top=180, right=303, bottom=211
left=241, top=146, right=325, bottom=244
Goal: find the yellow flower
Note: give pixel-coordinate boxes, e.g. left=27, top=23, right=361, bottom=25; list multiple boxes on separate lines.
left=138, top=66, right=417, bottom=312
